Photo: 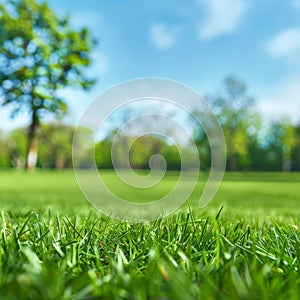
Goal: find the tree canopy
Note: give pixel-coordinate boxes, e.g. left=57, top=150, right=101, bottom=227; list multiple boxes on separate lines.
left=0, top=0, right=96, bottom=170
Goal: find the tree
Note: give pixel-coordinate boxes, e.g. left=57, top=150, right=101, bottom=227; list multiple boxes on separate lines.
left=291, top=124, right=300, bottom=171
left=37, top=123, right=75, bottom=169
left=268, top=119, right=296, bottom=172
left=192, top=124, right=211, bottom=171
left=281, top=120, right=296, bottom=172
left=95, top=132, right=181, bottom=170
left=8, top=127, right=27, bottom=168
left=0, top=130, right=10, bottom=168
left=0, top=0, right=96, bottom=170
left=207, top=76, right=255, bottom=171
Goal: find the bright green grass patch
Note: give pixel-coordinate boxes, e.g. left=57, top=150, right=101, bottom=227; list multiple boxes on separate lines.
left=0, top=170, right=300, bottom=299
left=0, top=170, right=299, bottom=217
left=1, top=208, right=300, bottom=299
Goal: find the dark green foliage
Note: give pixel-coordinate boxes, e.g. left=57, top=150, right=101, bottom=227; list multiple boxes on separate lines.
left=95, top=134, right=181, bottom=170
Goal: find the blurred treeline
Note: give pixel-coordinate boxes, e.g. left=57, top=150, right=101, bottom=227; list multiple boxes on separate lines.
left=94, top=116, right=300, bottom=172
left=0, top=124, right=92, bottom=169
left=0, top=110, right=299, bottom=171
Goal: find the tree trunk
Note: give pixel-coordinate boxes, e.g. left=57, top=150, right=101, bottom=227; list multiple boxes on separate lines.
left=228, top=152, right=237, bottom=171
left=282, top=150, right=291, bottom=172
left=55, top=156, right=65, bottom=169
left=227, top=126, right=237, bottom=172
left=26, top=111, right=39, bottom=171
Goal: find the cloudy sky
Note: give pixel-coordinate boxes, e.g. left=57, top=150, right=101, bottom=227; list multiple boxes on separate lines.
left=1, top=0, right=300, bottom=129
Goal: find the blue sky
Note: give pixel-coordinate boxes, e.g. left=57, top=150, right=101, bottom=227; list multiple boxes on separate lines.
left=1, top=0, right=300, bottom=130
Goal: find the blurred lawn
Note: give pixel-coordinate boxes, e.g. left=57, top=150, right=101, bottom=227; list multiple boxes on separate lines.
left=0, top=170, right=299, bottom=218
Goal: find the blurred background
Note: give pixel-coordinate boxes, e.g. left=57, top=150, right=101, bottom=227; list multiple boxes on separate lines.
left=0, top=0, right=300, bottom=171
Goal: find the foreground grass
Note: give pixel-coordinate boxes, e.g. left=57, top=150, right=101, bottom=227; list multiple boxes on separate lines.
left=0, top=170, right=300, bottom=299
left=1, top=209, right=300, bottom=299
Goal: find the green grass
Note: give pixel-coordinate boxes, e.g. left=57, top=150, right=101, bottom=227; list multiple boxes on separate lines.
left=0, top=170, right=300, bottom=299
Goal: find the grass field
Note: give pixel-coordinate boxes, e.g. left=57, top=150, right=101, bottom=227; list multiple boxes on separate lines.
left=0, top=170, right=300, bottom=299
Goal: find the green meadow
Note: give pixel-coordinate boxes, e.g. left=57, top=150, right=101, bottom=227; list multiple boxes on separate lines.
left=1, top=170, right=299, bottom=216
left=0, top=170, right=300, bottom=299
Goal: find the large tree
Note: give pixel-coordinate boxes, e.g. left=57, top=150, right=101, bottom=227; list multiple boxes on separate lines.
left=0, top=0, right=96, bottom=170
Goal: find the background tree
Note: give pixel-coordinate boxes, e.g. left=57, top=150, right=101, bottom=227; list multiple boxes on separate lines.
left=281, top=120, right=296, bottom=172
left=291, top=124, right=300, bottom=171
left=0, top=0, right=96, bottom=170
left=37, top=123, right=75, bottom=169
left=8, top=127, right=27, bottom=168
left=95, top=132, right=181, bottom=170
left=0, top=130, right=10, bottom=168
left=207, top=76, right=255, bottom=171
left=268, top=119, right=296, bottom=172
left=95, top=138, right=114, bottom=169
left=192, top=124, right=211, bottom=171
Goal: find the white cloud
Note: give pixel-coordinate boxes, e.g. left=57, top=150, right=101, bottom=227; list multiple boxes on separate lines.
left=150, top=23, right=180, bottom=50
left=266, top=28, right=300, bottom=62
left=198, top=0, right=248, bottom=40
left=257, top=75, right=300, bottom=124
